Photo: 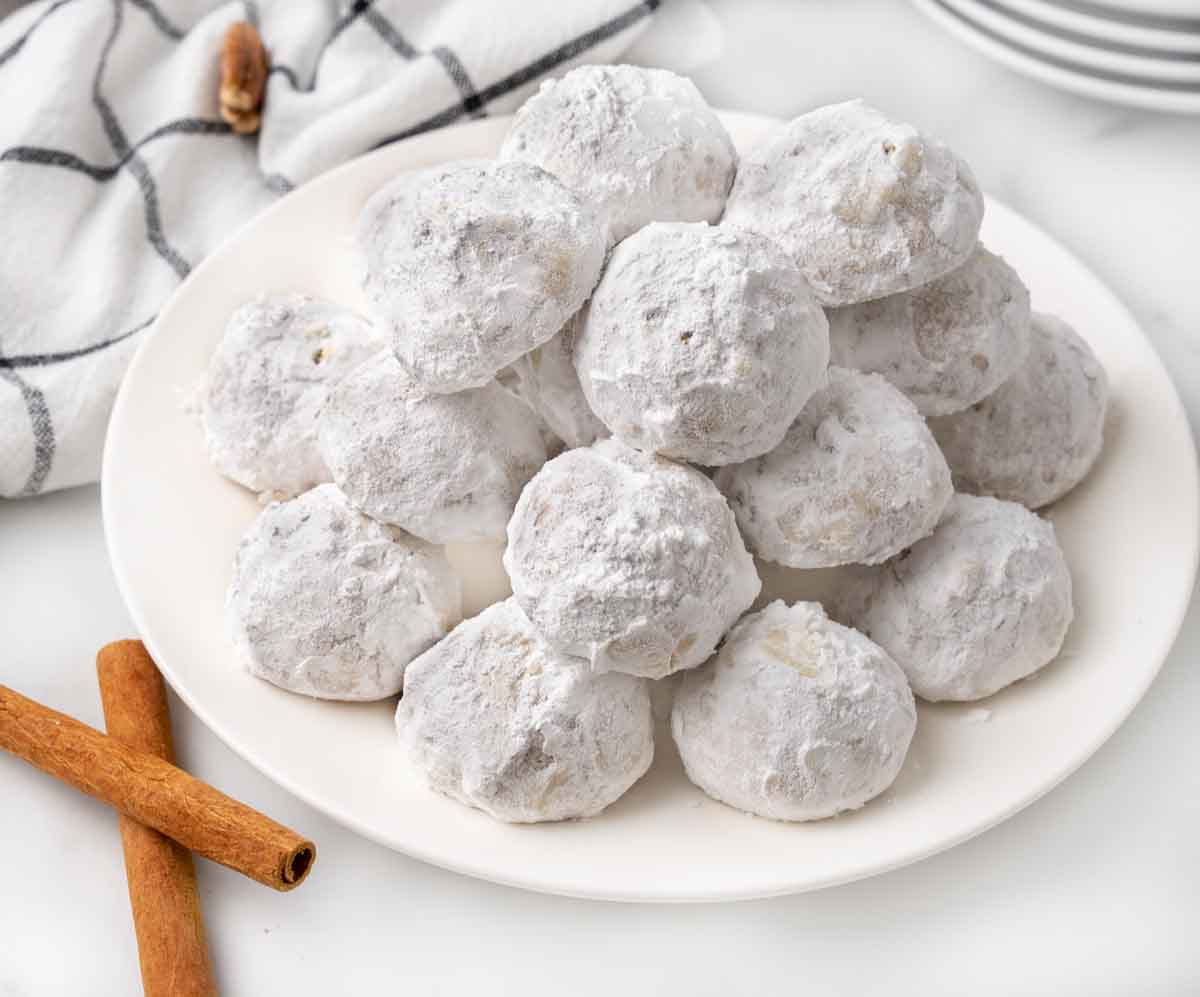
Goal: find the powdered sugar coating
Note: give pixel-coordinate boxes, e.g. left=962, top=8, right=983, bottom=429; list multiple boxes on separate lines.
left=504, top=438, right=761, bottom=679
left=575, top=222, right=830, bottom=466
left=715, top=368, right=952, bottom=568
left=396, top=598, right=653, bottom=823
left=502, top=312, right=608, bottom=450
left=501, top=64, right=737, bottom=245
left=672, top=600, right=916, bottom=821
left=202, top=294, right=380, bottom=497
left=227, top=484, right=462, bottom=701
left=837, top=494, right=1073, bottom=702
left=827, top=245, right=1031, bottom=416
left=723, top=100, right=984, bottom=306
left=930, top=314, right=1108, bottom=509
left=318, top=352, right=546, bottom=543
left=359, top=159, right=605, bottom=393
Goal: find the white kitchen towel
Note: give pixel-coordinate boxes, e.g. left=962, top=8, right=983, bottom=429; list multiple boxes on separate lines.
left=0, top=0, right=680, bottom=498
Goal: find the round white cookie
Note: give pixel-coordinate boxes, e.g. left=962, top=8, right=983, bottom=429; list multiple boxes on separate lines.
left=227, top=484, right=462, bottom=701
left=501, top=64, right=737, bottom=245
left=504, top=438, right=761, bottom=679
left=930, top=313, right=1108, bottom=508
left=723, top=99, right=984, bottom=306
left=715, top=368, right=952, bottom=568
left=672, top=600, right=916, bottom=822
left=837, top=494, right=1073, bottom=702
left=359, top=159, right=605, bottom=393
left=202, top=294, right=380, bottom=497
left=827, top=245, right=1032, bottom=416
left=318, top=352, right=546, bottom=543
left=501, top=312, right=608, bottom=450
left=396, top=598, right=653, bottom=823
left=575, top=223, right=830, bottom=466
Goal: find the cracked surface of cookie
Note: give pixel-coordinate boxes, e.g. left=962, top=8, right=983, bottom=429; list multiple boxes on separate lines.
left=202, top=293, right=380, bottom=497
left=575, top=223, right=830, bottom=466
left=836, top=494, right=1073, bottom=702
left=395, top=598, right=653, bottom=823
left=723, top=100, right=984, bottom=306
left=359, top=159, right=605, bottom=393
left=828, top=245, right=1032, bottom=416
left=319, top=352, right=546, bottom=543
left=504, top=438, right=761, bottom=679
left=502, top=312, right=609, bottom=450
left=930, top=313, right=1108, bottom=508
left=501, top=64, right=737, bottom=245
left=715, top=368, right=952, bottom=568
left=672, top=600, right=916, bottom=821
left=227, top=484, right=462, bottom=701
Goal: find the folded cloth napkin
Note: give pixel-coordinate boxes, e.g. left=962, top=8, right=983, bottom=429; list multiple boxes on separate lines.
left=0, top=0, right=666, bottom=498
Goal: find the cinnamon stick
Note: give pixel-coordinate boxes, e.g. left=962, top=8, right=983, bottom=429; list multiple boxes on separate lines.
left=97, top=641, right=217, bottom=997
left=0, top=676, right=314, bottom=892
left=219, top=21, right=268, bottom=135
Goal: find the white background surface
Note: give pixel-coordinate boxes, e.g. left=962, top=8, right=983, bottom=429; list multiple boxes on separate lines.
left=3, top=1, right=1199, bottom=993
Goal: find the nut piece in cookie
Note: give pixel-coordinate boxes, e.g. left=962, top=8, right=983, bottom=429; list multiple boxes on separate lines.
left=828, top=245, right=1032, bottom=416
left=715, top=368, right=952, bottom=568
left=501, top=64, right=737, bottom=245
left=504, top=438, right=761, bottom=679
left=396, top=598, right=654, bottom=823
left=930, top=313, right=1108, bottom=508
left=358, top=159, right=605, bottom=393
left=201, top=293, right=381, bottom=498
left=575, top=222, right=830, bottom=466
left=723, top=99, right=984, bottom=306
left=836, top=494, right=1073, bottom=702
left=672, top=600, right=916, bottom=821
left=318, top=352, right=546, bottom=544
left=227, top=484, right=462, bottom=701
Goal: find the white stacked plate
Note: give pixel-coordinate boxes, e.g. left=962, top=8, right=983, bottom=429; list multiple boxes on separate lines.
left=911, top=0, right=1200, bottom=112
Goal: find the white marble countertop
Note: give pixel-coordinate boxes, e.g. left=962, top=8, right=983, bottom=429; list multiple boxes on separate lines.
left=4, top=2, right=1200, bottom=994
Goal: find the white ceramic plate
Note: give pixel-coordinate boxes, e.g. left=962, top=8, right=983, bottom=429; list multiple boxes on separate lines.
left=103, top=113, right=1199, bottom=902
left=1065, top=0, right=1200, bottom=20
left=913, top=0, right=1200, bottom=112
left=943, top=0, right=1200, bottom=81
left=992, top=0, right=1200, bottom=54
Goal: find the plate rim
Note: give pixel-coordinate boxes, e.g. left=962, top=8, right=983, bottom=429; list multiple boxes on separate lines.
left=1037, top=0, right=1200, bottom=30
left=912, top=0, right=1200, bottom=111
left=102, top=111, right=1200, bottom=902
left=989, top=0, right=1200, bottom=53
left=940, top=0, right=1200, bottom=80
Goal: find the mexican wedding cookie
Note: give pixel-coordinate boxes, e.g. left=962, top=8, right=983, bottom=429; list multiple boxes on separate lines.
left=837, top=494, right=1073, bottom=702
left=500, top=64, right=737, bottom=244
left=575, top=223, right=830, bottom=465
left=672, top=601, right=916, bottom=821
left=715, top=368, right=952, bottom=568
left=723, top=100, right=984, bottom=306
left=227, top=484, right=462, bottom=701
left=202, top=294, right=380, bottom=496
left=930, top=313, right=1108, bottom=508
left=358, top=159, right=605, bottom=392
left=827, top=245, right=1032, bottom=416
left=396, top=598, right=653, bottom=823
left=318, top=352, right=546, bottom=543
left=504, top=439, right=761, bottom=679
left=502, top=312, right=608, bottom=449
